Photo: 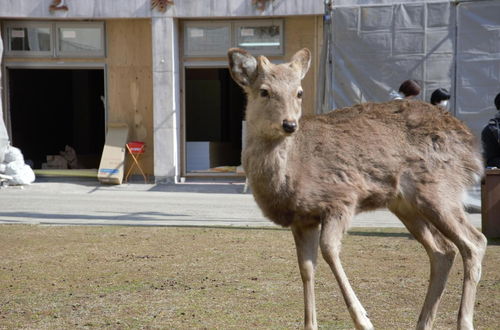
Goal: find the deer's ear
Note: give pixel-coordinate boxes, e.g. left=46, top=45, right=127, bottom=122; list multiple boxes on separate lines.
left=290, top=48, right=311, bottom=80
left=257, top=55, right=272, bottom=73
left=228, top=48, right=258, bottom=87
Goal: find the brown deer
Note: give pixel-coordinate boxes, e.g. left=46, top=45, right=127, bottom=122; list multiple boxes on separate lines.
left=227, top=48, right=487, bottom=330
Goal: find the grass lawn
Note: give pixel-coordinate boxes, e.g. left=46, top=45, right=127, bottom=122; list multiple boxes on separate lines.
left=0, top=225, right=498, bottom=329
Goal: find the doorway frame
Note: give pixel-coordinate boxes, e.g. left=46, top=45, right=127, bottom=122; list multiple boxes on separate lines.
left=1, top=61, right=108, bottom=144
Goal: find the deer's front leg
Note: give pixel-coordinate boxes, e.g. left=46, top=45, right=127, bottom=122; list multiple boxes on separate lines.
left=292, top=223, right=320, bottom=330
left=320, top=212, right=374, bottom=330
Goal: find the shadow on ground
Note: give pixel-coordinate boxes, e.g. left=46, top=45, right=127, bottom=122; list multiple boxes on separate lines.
left=34, top=176, right=250, bottom=194
left=348, top=231, right=411, bottom=238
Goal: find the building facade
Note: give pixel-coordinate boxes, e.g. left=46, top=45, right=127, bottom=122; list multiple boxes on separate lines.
left=0, top=0, right=324, bottom=183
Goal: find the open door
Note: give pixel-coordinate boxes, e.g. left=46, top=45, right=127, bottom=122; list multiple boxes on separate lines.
left=184, top=68, right=246, bottom=175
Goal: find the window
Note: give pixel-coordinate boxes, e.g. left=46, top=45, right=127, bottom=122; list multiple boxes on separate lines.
left=56, top=22, right=105, bottom=57
left=184, top=22, right=231, bottom=57
left=4, top=22, right=53, bottom=57
left=235, top=20, right=283, bottom=55
left=3, top=21, right=105, bottom=58
left=184, top=20, right=284, bottom=57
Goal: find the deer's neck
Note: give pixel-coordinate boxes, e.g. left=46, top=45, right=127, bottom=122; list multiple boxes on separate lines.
left=243, top=133, right=294, bottom=189
left=242, top=132, right=298, bottom=227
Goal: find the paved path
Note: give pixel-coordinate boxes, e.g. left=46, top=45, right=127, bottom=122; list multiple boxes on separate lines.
left=0, top=179, right=481, bottom=229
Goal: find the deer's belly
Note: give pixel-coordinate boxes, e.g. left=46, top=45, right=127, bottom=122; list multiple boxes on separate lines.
left=252, top=186, right=321, bottom=227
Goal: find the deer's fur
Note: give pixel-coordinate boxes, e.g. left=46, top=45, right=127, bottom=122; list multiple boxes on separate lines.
left=228, top=48, right=487, bottom=330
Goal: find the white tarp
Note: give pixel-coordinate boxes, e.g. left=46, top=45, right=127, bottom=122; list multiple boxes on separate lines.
left=456, top=0, right=500, bottom=138
left=327, top=1, right=455, bottom=109
left=0, top=117, right=8, bottom=164
left=323, top=0, right=500, bottom=140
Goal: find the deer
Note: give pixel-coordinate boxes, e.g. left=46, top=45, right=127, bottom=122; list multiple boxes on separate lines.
left=227, top=47, right=487, bottom=330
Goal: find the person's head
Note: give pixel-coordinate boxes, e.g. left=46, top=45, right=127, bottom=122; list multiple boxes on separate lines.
left=495, top=92, right=500, bottom=110
left=398, top=80, right=421, bottom=98
left=430, top=88, right=451, bottom=106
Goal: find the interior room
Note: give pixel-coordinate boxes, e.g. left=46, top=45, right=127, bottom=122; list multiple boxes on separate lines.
left=7, top=68, right=105, bottom=170
left=184, top=68, right=246, bottom=175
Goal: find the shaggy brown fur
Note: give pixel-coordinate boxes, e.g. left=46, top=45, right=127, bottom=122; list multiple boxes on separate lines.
left=247, top=101, right=481, bottom=228
left=228, top=47, right=487, bottom=330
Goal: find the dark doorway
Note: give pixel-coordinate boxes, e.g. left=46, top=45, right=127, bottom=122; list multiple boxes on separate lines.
left=8, top=68, right=105, bottom=169
left=185, top=68, right=246, bottom=174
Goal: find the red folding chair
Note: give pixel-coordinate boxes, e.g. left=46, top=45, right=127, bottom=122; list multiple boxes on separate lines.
left=125, top=141, right=147, bottom=183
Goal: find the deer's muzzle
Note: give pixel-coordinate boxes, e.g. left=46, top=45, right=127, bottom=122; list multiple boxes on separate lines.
left=282, top=120, right=298, bottom=134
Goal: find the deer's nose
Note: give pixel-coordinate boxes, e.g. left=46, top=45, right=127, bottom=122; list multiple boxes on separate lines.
left=282, top=120, right=297, bottom=133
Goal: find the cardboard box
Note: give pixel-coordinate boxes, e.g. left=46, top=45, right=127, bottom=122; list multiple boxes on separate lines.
left=98, top=123, right=129, bottom=184
left=186, top=141, right=210, bottom=171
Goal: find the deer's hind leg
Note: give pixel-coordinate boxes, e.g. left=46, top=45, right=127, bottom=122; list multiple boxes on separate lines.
left=408, top=186, right=487, bottom=330
left=320, top=206, right=374, bottom=330
left=389, top=197, right=458, bottom=330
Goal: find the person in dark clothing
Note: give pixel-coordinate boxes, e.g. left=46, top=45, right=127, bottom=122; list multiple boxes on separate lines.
left=481, top=93, right=500, bottom=168
left=430, top=88, right=451, bottom=107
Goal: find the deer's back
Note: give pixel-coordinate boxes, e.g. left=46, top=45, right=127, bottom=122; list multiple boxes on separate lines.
left=298, top=100, right=478, bottom=170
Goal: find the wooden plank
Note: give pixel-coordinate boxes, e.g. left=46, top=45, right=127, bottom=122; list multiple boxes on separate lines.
left=285, top=16, right=321, bottom=116
left=106, top=19, right=154, bottom=176
left=481, top=169, right=500, bottom=238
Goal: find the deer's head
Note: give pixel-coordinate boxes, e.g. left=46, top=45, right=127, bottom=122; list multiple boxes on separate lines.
left=228, top=48, right=311, bottom=138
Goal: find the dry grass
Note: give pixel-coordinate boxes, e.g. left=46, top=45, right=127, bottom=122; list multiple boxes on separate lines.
left=0, top=225, right=498, bottom=329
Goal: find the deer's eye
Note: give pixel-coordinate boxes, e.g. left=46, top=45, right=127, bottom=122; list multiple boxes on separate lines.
left=260, top=89, right=269, bottom=98
left=297, top=90, right=303, bottom=99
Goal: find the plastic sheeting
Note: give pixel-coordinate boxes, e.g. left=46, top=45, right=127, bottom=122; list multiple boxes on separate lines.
left=321, top=0, right=500, bottom=139
left=456, top=0, right=500, bottom=137
left=0, top=146, right=35, bottom=185
left=0, top=117, right=8, bottom=164
left=324, top=1, right=455, bottom=109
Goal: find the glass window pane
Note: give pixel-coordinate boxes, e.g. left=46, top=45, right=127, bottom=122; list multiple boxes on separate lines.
left=58, top=27, right=103, bottom=53
left=185, top=25, right=230, bottom=56
left=9, top=27, right=51, bottom=52
left=236, top=24, right=281, bottom=53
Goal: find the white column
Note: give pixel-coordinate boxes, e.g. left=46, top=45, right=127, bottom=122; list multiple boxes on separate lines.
left=0, top=25, right=11, bottom=161
left=151, top=16, right=180, bottom=183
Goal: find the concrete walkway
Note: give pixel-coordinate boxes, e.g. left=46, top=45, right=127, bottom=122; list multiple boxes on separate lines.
left=0, top=178, right=481, bottom=229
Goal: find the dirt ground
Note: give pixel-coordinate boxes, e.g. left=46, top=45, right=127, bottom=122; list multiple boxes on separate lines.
left=0, top=225, right=498, bottom=329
